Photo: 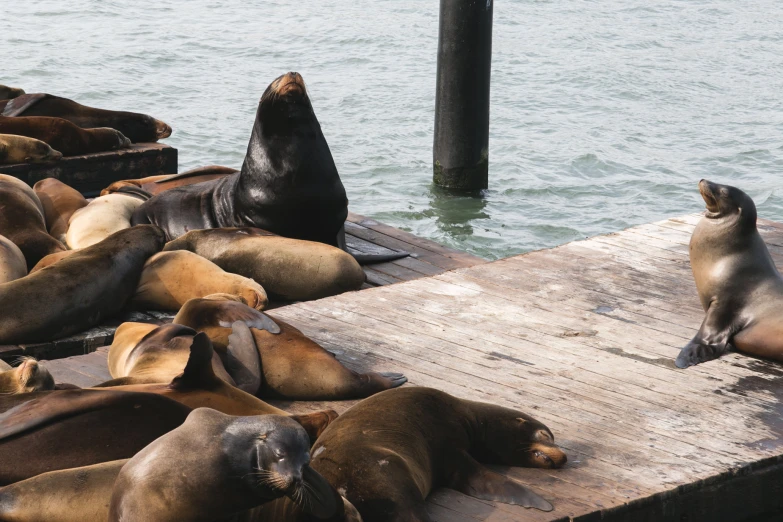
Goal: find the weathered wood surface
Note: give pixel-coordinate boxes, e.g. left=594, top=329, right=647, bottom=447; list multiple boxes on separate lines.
left=0, top=143, right=177, bottom=196
left=43, top=213, right=783, bottom=520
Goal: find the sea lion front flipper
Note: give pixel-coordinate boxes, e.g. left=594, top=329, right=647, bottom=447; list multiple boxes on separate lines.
left=1, top=93, right=47, bottom=117
left=224, top=321, right=263, bottom=395
left=445, top=450, right=554, bottom=512
left=675, top=308, right=735, bottom=368
left=338, top=223, right=411, bottom=265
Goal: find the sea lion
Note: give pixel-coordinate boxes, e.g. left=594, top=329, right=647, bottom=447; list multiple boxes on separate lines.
left=65, top=192, right=146, bottom=249
left=0, top=85, right=24, bottom=100
left=0, top=93, right=171, bottom=142
left=100, top=165, right=238, bottom=196
left=307, top=387, right=567, bottom=521
left=0, top=357, right=55, bottom=394
left=29, top=249, right=75, bottom=273
left=0, top=115, right=130, bottom=156
left=676, top=180, right=783, bottom=368
left=0, top=174, right=66, bottom=269
left=129, top=250, right=268, bottom=312
left=33, top=178, right=88, bottom=243
left=0, top=234, right=27, bottom=283
left=174, top=295, right=408, bottom=399
left=0, top=225, right=165, bottom=344
left=0, top=389, right=191, bottom=485
left=164, top=227, right=365, bottom=301
left=0, top=133, right=62, bottom=165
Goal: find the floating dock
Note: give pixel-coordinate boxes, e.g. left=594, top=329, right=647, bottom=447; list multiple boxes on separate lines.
left=42, top=214, right=783, bottom=521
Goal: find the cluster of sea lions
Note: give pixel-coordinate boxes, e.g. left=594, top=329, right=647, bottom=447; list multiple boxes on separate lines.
left=0, top=83, right=171, bottom=165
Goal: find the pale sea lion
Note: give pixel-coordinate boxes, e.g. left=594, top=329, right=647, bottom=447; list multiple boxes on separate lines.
left=0, top=225, right=165, bottom=344
left=308, top=387, right=568, bottom=522
left=130, top=250, right=268, bottom=312
left=0, top=133, right=62, bottom=165
left=100, top=165, right=238, bottom=196
left=0, top=174, right=66, bottom=269
left=0, top=357, right=55, bottom=394
left=174, top=295, right=407, bottom=399
left=676, top=180, right=783, bottom=368
left=0, top=234, right=27, bottom=283
left=164, top=228, right=366, bottom=301
left=0, top=85, right=24, bottom=100
left=33, top=178, right=88, bottom=243
left=0, top=115, right=130, bottom=156
left=0, top=93, right=171, bottom=142
left=65, top=192, right=146, bottom=249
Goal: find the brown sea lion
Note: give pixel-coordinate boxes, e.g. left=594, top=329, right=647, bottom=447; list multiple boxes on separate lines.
left=33, top=178, right=88, bottom=243
left=108, top=409, right=342, bottom=522
left=0, top=389, right=190, bottom=485
left=0, top=174, right=66, bottom=269
left=164, top=228, right=366, bottom=301
left=676, top=180, right=783, bottom=368
left=174, top=295, right=407, bottom=399
left=29, top=249, right=75, bottom=273
left=0, top=133, right=62, bottom=165
left=129, top=250, right=268, bottom=312
left=100, top=165, right=238, bottom=196
left=65, top=192, right=146, bottom=249
left=0, top=93, right=171, bottom=142
left=307, top=387, right=568, bottom=521
left=0, top=225, right=165, bottom=344
left=0, top=234, right=27, bottom=283
left=0, top=357, right=55, bottom=394
left=0, top=85, right=24, bottom=100
left=0, top=115, right=130, bottom=156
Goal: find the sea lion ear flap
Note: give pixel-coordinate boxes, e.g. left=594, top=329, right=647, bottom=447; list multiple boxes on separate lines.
left=516, top=418, right=527, bottom=424
left=170, top=333, right=217, bottom=390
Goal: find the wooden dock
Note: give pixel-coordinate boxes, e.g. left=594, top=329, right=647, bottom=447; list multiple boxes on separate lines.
left=42, top=213, right=783, bottom=521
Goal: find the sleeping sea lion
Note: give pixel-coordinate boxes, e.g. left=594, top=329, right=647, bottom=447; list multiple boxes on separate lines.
left=0, top=357, right=55, bottom=394
left=0, top=389, right=191, bottom=485
left=0, top=225, right=165, bottom=344
left=676, top=180, right=783, bottom=368
left=0, top=234, right=27, bottom=283
left=164, top=228, right=365, bottom=301
left=307, top=387, right=568, bottom=521
left=108, top=409, right=342, bottom=522
left=0, top=115, right=130, bottom=156
left=129, top=250, right=268, bottom=312
left=0, top=133, right=62, bottom=165
left=0, top=85, right=24, bottom=100
left=0, top=174, right=66, bottom=269
left=65, top=192, right=146, bottom=249
left=33, top=178, right=88, bottom=243
left=100, top=165, right=238, bottom=196
left=0, top=93, right=171, bottom=142
left=29, top=249, right=75, bottom=273
left=174, top=295, right=407, bottom=399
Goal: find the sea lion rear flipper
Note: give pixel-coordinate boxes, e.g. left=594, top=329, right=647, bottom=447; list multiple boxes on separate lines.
left=675, top=309, right=734, bottom=368
left=1, top=93, right=48, bottom=117
left=170, top=332, right=220, bottom=389
left=445, top=450, right=554, bottom=512
left=339, top=224, right=411, bottom=265
left=224, top=321, right=263, bottom=395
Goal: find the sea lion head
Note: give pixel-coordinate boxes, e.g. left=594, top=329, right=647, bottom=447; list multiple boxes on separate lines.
left=0, top=358, right=56, bottom=394
left=257, top=72, right=314, bottom=134
left=92, top=127, right=132, bottom=150
left=698, top=179, right=757, bottom=224
left=154, top=119, right=172, bottom=139
left=0, top=85, right=24, bottom=100
left=21, top=138, right=63, bottom=164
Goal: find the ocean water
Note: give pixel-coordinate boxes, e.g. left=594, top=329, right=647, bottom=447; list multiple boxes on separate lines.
left=3, top=0, right=783, bottom=260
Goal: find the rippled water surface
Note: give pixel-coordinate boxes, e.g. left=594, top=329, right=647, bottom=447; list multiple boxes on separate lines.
left=3, top=1, right=783, bottom=259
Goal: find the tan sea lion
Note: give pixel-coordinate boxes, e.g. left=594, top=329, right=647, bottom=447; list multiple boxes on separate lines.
left=29, top=249, right=75, bottom=273
left=0, top=225, right=165, bottom=344
left=33, top=178, right=88, bottom=243
left=0, top=133, right=62, bottom=165
left=100, top=165, right=238, bottom=196
left=0, top=93, right=171, bottom=142
left=108, top=409, right=343, bottom=522
left=174, top=296, right=407, bottom=399
left=307, top=387, right=567, bottom=521
left=676, top=180, right=783, bottom=368
left=65, top=192, right=146, bottom=249
left=129, top=250, right=268, bottom=312
left=0, top=174, right=66, bottom=269
left=0, top=115, right=130, bottom=156
left=0, top=357, right=55, bottom=394
left=164, top=228, right=366, bottom=301
left=0, top=85, right=24, bottom=100
left=0, top=234, right=27, bottom=283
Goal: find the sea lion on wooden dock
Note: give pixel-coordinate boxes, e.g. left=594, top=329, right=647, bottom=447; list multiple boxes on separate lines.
left=108, top=409, right=341, bottom=522
left=0, top=225, right=165, bottom=344
left=0, top=358, right=55, bottom=394
left=0, top=85, right=24, bottom=100
left=0, top=115, right=130, bottom=156
left=0, top=174, right=66, bottom=269
left=0, top=234, right=27, bottom=283
left=164, top=228, right=366, bottom=301
left=676, top=180, right=783, bottom=368
left=33, top=178, right=88, bottom=243
left=100, top=165, right=238, bottom=196
left=0, top=93, right=171, bottom=142
left=307, top=387, right=567, bottom=521
left=0, top=389, right=190, bottom=485
left=65, top=192, right=146, bottom=249
left=0, top=133, right=62, bottom=165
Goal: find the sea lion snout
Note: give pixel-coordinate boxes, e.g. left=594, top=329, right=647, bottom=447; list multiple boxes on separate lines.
left=273, top=72, right=307, bottom=97
left=698, top=179, right=721, bottom=214
left=155, top=119, right=172, bottom=139
left=530, top=442, right=568, bottom=469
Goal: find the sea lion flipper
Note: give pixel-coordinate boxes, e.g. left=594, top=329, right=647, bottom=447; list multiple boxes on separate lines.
left=446, top=450, right=554, bottom=512
left=675, top=310, right=734, bottom=368
left=217, top=306, right=281, bottom=334
left=1, top=93, right=47, bottom=117
left=224, top=321, right=263, bottom=395
left=170, top=333, right=219, bottom=389
left=296, top=466, right=340, bottom=518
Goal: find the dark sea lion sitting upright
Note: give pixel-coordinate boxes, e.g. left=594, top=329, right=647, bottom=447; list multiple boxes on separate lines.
left=676, top=180, right=783, bottom=368
left=0, top=115, right=130, bottom=156
left=308, top=387, right=567, bottom=522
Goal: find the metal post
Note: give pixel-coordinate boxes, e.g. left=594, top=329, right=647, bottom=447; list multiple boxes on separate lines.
left=433, top=0, right=494, bottom=191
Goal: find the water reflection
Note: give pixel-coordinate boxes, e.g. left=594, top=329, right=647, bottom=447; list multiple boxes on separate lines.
left=427, top=184, right=489, bottom=238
